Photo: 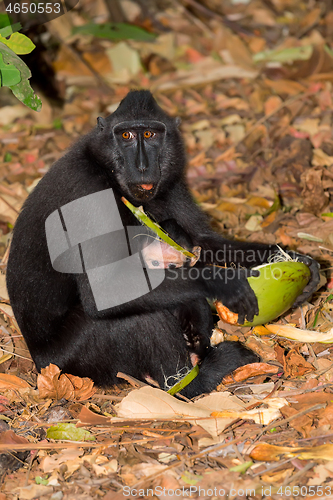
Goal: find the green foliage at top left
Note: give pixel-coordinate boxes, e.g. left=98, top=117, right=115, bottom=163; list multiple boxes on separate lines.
left=0, top=15, right=42, bottom=111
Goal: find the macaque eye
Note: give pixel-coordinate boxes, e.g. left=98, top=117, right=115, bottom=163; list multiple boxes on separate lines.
left=122, top=131, right=134, bottom=140
left=151, top=260, right=160, bottom=267
left=144, top=130, right=154, bottom=139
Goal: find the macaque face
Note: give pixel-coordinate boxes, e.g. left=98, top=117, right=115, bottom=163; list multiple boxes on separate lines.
left=142, top=239, right=201, bottom=269
left=142, top=240, right=189, bottom=269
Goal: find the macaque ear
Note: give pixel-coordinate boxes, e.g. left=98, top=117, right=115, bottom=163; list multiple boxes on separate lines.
left=190, top=246, right=201, bottom=267
left=175, top=117, right=181, bottom=127
left=97, top=117, right=107, bottom=131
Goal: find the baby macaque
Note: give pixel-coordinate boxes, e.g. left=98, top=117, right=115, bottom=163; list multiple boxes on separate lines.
left=141, top=219, right=201, bottom=270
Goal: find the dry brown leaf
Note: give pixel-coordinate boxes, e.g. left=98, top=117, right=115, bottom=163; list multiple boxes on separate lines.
left=66, top=373, right=96, bottom=401
left=82, top=51, right=113, bottom=75
left=225, top=33, right=255, bottom=69
left=308, top=463, right=333, bottom=486
left=116, top=386, right=247, bottom=437
left=53, top=45, right=92, bottom=77
left=249, top=443, right=333, bottom=462
left=244, top=336, right=277, bottom=362
left=290, top=392, right=333, bottom=409
left=293, top=45, right=333, bottom=79
left=155, top=59, right=258, bottom=91
left=280, top=406, right=313, bottom=438
left=41, top=448, right=84, bottom=473
left=222, top=362, right=279, bottom=384
left=0, top=430, right=29, bottom=446
left=0, top=303, right=14, bottom=318
left=265, top=324, right=333, bottom=343
left=247, top=196, right=272, bottom=209
left=252, top=325, right=272, bottom=336
left=319, top=404, right=333, bottom=427
left=38, top=364, right=74, bottom=400
left=116, top=386, right=210, bottom=419
left=0, top=105, right=30, bottom=126
left=261, top=468, right=294, bottom=484
left=14, top=485, right=54, bottom=499
left=0, top=274, right=9, bottom=300
left=43, top=450, right=115, bottom=478
left=301, top=168, right=330, bottom=214
left=77, top=406, right=110, bottom=425
left=37, top=364, right=96, bottom=401
left=211, top=398, right=287, bottom=425
left=284, top=348, right=315, bottom=377
left=0, top=373, right=30, bottom=390
left=264, top=95, right=283, bottom=116
left=312, top=148, right=333, bottom=167
left=264, top=78, right=307, bottom=96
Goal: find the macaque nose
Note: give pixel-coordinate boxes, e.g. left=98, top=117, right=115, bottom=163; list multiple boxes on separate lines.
left=136, top=135, right=149, bottom=172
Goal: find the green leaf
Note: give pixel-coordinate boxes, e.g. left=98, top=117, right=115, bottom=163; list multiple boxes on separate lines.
left=0, top=23, right=22, bottom=37
left=72, top=22, right=156, bottom=42
left=0, top=32, right=35, bottom=55
left=229, top=461, right=253, bottom=473
left=35, top=476, right=48, bottom=485
left=46, top=423, right=95, bottom=441
left=0, top=26, right=13, bottom=38
left=322, top=212, right=333, bottom=217
left=4, top=152, right=12, bottom=162
left=53, top=117, right=63, bottom=130
left=122, top=197, right=195, bottom=259
left=167, top=365, right=199, bottom=396
left=0, top=52, right=21, bottom=86
left=181, top=471, right=203, bottom=485
left=253, top=45, right=313, bottom=64
left=0, top=42, right=41, bottom=111
left=0, top=13, right=12, bottom=30
left=296, top=232, right=323, bottom=242
left=10, top=77, right=42, bottom=111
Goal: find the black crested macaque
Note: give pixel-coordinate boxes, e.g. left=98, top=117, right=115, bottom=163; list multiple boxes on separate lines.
left=6, top=90, right=320, bottom=398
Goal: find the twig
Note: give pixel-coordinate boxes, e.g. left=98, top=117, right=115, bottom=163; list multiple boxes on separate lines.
left=0, top=436, right=168, bottom=451
left=116, top=371, right=148, bottom=388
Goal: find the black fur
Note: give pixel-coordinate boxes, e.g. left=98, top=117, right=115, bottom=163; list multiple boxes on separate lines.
left=6, top=90, right=319, bottom=398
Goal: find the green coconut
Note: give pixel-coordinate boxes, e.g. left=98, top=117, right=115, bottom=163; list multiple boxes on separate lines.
left=215, top=261, right=311, bottom=327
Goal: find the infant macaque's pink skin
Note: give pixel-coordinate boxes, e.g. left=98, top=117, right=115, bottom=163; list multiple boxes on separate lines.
left=142, top=240, right=201, bottom=269
left=142, top=241, right=188, bottom=269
